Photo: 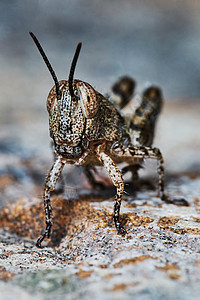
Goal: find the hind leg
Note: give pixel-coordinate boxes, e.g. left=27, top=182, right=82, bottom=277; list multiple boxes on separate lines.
left=110, top=76, right=136, bottom=109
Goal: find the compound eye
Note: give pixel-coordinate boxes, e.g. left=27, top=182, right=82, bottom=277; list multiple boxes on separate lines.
left=77, top=81, right=98, bottom=118
left=74, top=89, right=79, bottom=97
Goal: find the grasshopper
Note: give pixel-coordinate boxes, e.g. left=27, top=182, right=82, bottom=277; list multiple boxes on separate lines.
left=30, top=32, right=187, bottom=247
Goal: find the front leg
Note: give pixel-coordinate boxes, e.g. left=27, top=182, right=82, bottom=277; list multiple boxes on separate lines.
left=36, top=155, right=65, bottom=247
left=95, top=144, right=126, bottom=234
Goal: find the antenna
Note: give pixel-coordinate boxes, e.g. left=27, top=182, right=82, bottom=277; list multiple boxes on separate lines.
left=68, top=42, right=82, bottom=97
left=29, top=32, right=61, bottom=100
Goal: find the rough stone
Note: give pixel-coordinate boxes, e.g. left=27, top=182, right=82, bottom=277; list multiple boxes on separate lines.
left=0, top=169, right=199, bottom=299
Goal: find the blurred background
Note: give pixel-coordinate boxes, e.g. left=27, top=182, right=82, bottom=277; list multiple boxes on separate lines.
left=0, top=0, right=200, bottom=193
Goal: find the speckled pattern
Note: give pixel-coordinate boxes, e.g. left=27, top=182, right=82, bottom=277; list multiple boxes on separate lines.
left=30, top=32, right=168, bottom=247
left=0, top=174, right=199, bottom=299
left=0, top=2, right=200, bottom=298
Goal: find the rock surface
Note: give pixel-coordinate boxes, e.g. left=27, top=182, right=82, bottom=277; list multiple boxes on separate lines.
left=0, top=149, right=199, bottom=299
left=0, top=1, right=200, bottom=296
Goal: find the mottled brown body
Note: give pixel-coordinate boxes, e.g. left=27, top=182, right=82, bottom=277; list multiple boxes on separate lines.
left=111, top=76, right=135, bottom=109
left=30, top=33, right=187, bottom=248
left=107, top=78, right=163, bottom=183
left=130, top=86, right=163, bottom=147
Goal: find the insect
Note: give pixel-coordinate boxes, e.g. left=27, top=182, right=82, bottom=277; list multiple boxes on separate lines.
left=30, top=32, right=187, bottom=247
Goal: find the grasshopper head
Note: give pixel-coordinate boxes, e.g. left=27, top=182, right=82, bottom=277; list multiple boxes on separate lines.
left=47, top=79, right=98, bottom=146
left=30, top=33, right=99, bottom=147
